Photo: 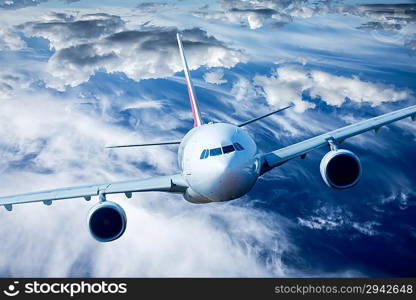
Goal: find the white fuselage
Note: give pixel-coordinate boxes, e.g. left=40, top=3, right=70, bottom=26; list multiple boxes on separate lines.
left=178, top=123, right=261, bottom=203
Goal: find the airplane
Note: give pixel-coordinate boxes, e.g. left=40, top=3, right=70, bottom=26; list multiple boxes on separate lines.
left=1, top=33, right=415, bottom=242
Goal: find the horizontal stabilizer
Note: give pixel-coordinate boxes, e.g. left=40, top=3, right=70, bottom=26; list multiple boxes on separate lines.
left=237, top=104, right=293, bottom=127
left=106, top=141, right=181, bottom=148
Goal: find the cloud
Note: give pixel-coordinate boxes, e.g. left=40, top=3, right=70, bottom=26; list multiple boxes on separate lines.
left=354, top=4, right=416, bottom=50
left=192, top=1, right=416, bottom=51
left=0, top=0, right=79, bottom=10
left=192, top=0, right=294, bottom=30
left=0, top=0, right=48, bottom=9
left=0, top=26, right=26, bottom=50
left=355, top=4, right=416, bottom=25
left=0, top=66, right=34, bottom=99
left=135, top=2, right=172, bottom=13
left=297, top=205, right=381, bottom=236
left=203, top=69, right=227, bottom=85
left=18, top=13, right=126, bottom=49
left=17, top=13, right=247, bottom=90
left=254, top=65, right=411, bottom=113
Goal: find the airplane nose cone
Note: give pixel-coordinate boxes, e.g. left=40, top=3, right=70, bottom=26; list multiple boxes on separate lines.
left=199, top=158, right=258, bottom=201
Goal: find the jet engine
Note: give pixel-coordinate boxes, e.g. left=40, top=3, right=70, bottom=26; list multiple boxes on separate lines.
left=87, top=201, right=127, bottom=242
left=320, top=149, right=361, bottom=189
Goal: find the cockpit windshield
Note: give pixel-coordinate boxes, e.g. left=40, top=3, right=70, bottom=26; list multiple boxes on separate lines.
left=210, top=148, right=222, bottom=156
left=200, top=143, right=244, bottom=159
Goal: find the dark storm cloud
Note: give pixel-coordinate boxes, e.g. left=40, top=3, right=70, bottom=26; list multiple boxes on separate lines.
left=0, top=0, right=79, bottom=9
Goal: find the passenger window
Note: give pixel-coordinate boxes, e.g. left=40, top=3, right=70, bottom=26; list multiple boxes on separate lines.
left=200, top=149, right=207, bottom=159
left=210, top=148, right=222, bottom=156
left=233, top=143, right=244, bottom=151
left=222, top=144, right=235, bottom=154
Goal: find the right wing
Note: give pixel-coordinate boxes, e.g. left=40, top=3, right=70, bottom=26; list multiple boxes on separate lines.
left=0, top=174, right=188, bottom=211
left=261, top=105, right=416, bottom=174
left=237, top=105, right=293, bottom=127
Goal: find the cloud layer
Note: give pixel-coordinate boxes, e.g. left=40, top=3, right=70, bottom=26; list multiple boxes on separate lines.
left=17, top=12, right=247, bottom=90
left=203, top=69, right=227, bottom=85
left=0, top=1, right=415, bottom=277
left=254, top=65, right=411, bottom=113
left=193, top=1, right=416, bottom=52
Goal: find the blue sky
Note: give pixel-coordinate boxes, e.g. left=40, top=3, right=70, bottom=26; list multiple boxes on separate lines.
left=0, top=0, right=415, bottom=277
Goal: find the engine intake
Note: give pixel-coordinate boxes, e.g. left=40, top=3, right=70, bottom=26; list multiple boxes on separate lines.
left=320, top=149, right=361, bottom=189
left=87, top=201, right=127, bottom=242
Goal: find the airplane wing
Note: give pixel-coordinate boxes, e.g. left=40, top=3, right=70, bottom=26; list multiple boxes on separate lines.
left=0, top=174, right=188, bottom=211
left=260, top=105, right=416, bottom=174
left=106, top=140, right=181, bottom=148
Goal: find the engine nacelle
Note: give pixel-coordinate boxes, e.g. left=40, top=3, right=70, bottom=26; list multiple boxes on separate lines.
left=320, top=149, right=361, bottom=189
left=87, top=201, right=127, bottom=242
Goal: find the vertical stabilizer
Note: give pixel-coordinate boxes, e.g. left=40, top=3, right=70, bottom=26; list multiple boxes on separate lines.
left=176, top=33, right=203, bottom=127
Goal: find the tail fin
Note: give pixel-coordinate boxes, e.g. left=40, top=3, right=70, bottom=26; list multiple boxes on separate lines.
left=176, top=33, right=203, bottom=127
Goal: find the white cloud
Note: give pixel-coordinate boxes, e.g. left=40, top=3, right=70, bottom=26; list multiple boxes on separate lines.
left=0, top=26, right=26, bottom=50
left=230, top=76, right=257, bottom=102
left=254, top=65, right=411, bottom=113
left=17, top=13, right=247, bottom=91
left=0, top=66, right=34, bottom=99
left=0, top=0, right=79, bottom=10
left=298, top=206, right=381, bottom=237
left=192, top=0, right=294, bottom=30
left=203, top=69, right=227, bottom=85
left=123, top=99, right=164, bottom=110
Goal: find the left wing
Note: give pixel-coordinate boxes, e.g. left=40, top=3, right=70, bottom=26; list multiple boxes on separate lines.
left=106, top=140, right=181, bottom=148
left=0, top=174, right=188, bottom=211
left=261, top=105, right=416, bottom=174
